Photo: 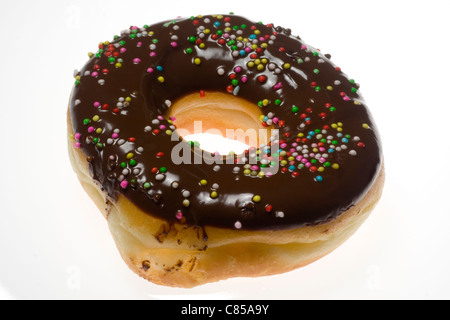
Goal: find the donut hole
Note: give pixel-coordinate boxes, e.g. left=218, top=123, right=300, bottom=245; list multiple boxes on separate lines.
left=168, top=91, right=271, bottom=155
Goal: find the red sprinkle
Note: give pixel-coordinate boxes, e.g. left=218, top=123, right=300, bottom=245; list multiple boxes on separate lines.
left=156, top=152, right=165, bottom=158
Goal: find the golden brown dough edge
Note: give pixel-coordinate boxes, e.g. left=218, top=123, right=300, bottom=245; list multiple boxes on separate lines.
left=67, top=109, right=385, bottom=288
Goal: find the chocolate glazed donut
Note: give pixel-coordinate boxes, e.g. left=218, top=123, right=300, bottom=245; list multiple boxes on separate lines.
left=68, top=14, right=384, bottom=287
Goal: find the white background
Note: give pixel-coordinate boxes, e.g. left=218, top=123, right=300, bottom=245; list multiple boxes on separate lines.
left=1, top=0, right=449, bottom=300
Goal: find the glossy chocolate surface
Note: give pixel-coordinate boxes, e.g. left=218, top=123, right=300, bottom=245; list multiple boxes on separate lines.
left=69, top=14, right=382, bottom=230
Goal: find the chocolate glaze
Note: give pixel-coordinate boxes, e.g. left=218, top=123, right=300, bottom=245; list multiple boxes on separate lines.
left=69, top=14, right=382, bottom=230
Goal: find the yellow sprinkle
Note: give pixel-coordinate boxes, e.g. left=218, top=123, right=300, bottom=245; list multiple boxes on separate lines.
left=327, top=86, right=333, bottom=91
left=200, top=179, right=208, bottom=186
left=261, top=58, right=268, bottom=64
left=210, top=191, right=218, bottom=199
left=165, top=130, right=173, bottom=135
left=92, top=115, right=100, bottom=122
left=362, top=123, right=370, bottom=129
left=280, top=160, right=287, bottom=166
left=126, top=153, right=134, bottom=159
left=96, top=128, right=102, bottom=134
left=283, top=63, right=291, bottom=69
left=199, top=43, right=205, bottom=49
left=68, top=134, right=74, bottom=140
left=261, top=43, right=268, bottom=48
left=254, top=30, right=260, bottom=35
left=243, top=169, right=251, bottom=175
left=337, top=122, right=343, bottom=127
left=88, top=52, right=94, bottom=58
left=115, top=63, right=122, bottom=68
left=194, top=58, right=201, bottom=65
left=126, top=97, right=132, bottom=102
left=251, top=44, right=258, bottom=50
left=258, top=171, right=265, bottom=178
left=332, top=163, right=340, bottom=169
left=331, top=123, right=338, bottom=129
left=318, top=167, right=325, bottom=172
left=158, top=76, right=165, bottom=83
left=247, top=61, right=255, bottom=68
left=204, top=29, right=210, bottom=34
left=262, top=99, right=269, bottom=106
left=257, top=64, right=265, bottom=71
left=255, top=59, right=261, bottom=65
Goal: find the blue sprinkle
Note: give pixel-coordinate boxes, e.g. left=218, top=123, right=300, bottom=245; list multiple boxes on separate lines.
left=239, top=50, right=246, bottom=56
left=214, top=22, right=221, bottom=27
left=249, top=34, right=256, bottom=39
left=156, top=65, right=163, bottom=71
left=315, top=175, right=323, bottom=182
left=308, top=131, right=315, bottom=136
left=328, top=148, right=335, bottom=153
left=289, top=165, right=296, bottom=171
left=342, top=137, right=349, bottom=143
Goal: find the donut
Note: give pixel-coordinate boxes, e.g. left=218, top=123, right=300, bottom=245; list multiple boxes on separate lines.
left=67, top=13, right=385, bottom=288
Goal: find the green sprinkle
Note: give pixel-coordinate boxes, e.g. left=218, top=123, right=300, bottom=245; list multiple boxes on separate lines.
left=185, top=47, right=193, bottom=54
left=160, top=167, right=167, bottom=173
left=275, top=99, right=282, bottom=106
left=189, top=36, right=196, bottom=43
left=129, top=159, right=137, bottom=166
left=143, top=182, right=151, bottom=189
left=292, top=106, right=299, bottom=113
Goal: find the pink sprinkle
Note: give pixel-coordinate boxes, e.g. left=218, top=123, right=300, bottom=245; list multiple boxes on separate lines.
left=131, top=26, right=138, bottom=30
left=273, top=82, right=283, bottom=90
left=292, top=142, right=298, bottom=147
left=91, top=71, right=98, bottom=77
left=301, top=44, right=307, bottom=50
left=74, top=133, right=81, bottom=140
left=88, top=126, right=94, bottom=133
left=223, top=33, right=229, bottom=38
left=343, top=96, right=350, bottom=101
left=74, top=142, right=81, bottom=149
left=245, top=47, right=251, bottom=53
left=120, top=180, right=129, bottom=189
left=289, top=148, right=295, bottom=153
left=137, top=41, right=142, bottom=47
left=234, top=66, right=242, bottom=73
left=150, top=52, right=156, bottom=57
left=241, top=76, right=248, bottom=83
left=305, top=162, right=312, bottom=168
left=157, top=115, right=164, bottom=120
left=266, top=172, right=273, bottom=178
left=273, top=117, right=279, bottom=124
left=176, top=210, right=183, bottom=220
left=280, top=143, right=287, bottom=148
left=319, top=157, right=326, bottom=163
left=159, top=125, right=166, bottom=130
left=296, top=155, right=303, bottom=161
left=133, top=58, right=141, bottom=64
left=319, top=147, right=326, bottom=152
left=112, top=133, right=119, bottom=139
left=170, top=41, right=178, bottom=48
left=251, top=165, right=259, bottom=171
left=147, top=67, right=154, bottom=73
left=93, top=102, right=100, bottom=107
left=301, top=158, right=308, bottom=164
left=120, top=48, right=127, bottom=53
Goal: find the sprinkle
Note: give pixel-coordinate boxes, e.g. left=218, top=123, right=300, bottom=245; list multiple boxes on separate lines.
left=194, top=57, right=202, bottom=65
left=200, top=179, right=208, bottom=186
left=252, top=195, right=261, bottom=203
left=210, top=191, right=218, bottom=199
left=120, top=180, right=129, bottom=189
left=234, top=221, right=242, bottom=229
left=176, top=210, right=183, bottom=220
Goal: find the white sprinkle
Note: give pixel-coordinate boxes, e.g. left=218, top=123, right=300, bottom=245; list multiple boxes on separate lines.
left=212, top=183, right=219, bottom=190
left=74, top=99, right=81, bottom=106
left=234, top=221, right=242, bottom=229
left=171, top=181, right=179, bottom=189
left=275, top=211, right=285, bottom=218
left=349, top=150, right=357, bottom=156
left=155, top=174, right=165, bottom=181
left=118, top=139, right=126, bottom=146
left=165, top=100, right=172, bottom=107
left=182, top=190, right=190, bottom=198
left=213, top=165, right=221, bottom=172
left=144, top=126, right=152, bottom=132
